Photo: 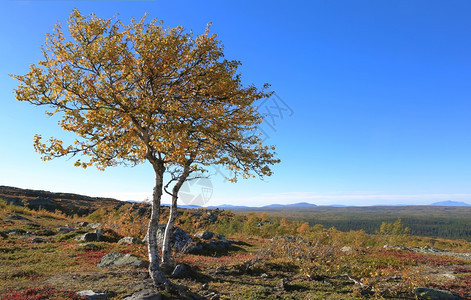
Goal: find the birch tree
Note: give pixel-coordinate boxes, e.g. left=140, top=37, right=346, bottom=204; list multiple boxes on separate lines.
left=11, top=9, right=279, bottom=289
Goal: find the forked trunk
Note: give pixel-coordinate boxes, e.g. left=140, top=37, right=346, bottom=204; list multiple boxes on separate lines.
left=161, top=194, right=178, bottom=272
left=161, top=164, right=192, bottom=270
left=147, top=165, right=172, bottom=289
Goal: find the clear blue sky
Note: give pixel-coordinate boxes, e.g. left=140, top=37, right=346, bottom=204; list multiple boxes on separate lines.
left=2, top=0, right=471, bottom=206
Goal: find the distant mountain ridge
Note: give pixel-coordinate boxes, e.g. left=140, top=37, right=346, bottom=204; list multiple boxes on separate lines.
left=431, top=200, right=471, bottom=207
left=204, top=202, right=318, bottom=210
left=262, top=202, right=317, bottom=208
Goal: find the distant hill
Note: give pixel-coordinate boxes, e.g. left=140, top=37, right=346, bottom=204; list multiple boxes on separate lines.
left=0, top=185, right=123, bottom=216
left=207, top=204, right=250, bottom=209
left=204, top=202, right=318, bottom=210
left=263, top=202, right=317, bottom=208
left=431, top=200, right=471, bottom=206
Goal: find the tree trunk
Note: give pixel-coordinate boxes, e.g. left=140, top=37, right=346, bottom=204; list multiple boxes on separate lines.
left=161, top=164, right=192, bottom=270
left=147, top=163, right=172, bottom=289
left=161, top=194, right=178, bottom=272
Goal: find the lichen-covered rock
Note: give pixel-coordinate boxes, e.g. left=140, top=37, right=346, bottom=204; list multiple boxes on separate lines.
left=185, top=232, right=231, bottom=253
left=143, top=224, right=193, bottom=252
left=75, top=232, right=99, bottom=242
left=97, top=251, right=147, bottom=268
left=118, top=236, right=143, bottom=245
left=76, top=290, right=109, bottom=300
left=123, top=289, right=161, bottom=300
left=415, top=287, right=463, bottom=300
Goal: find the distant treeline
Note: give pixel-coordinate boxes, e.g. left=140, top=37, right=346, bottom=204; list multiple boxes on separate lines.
left=239, top=206, right=471, bottom=241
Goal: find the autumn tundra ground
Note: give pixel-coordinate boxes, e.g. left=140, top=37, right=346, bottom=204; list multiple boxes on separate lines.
left=0, top=198, right=470, bottom=299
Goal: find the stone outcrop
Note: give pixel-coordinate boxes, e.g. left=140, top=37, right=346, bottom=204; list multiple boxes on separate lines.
left=76, top=290, right=109, bottom=300
left=118, top=236, right=143, bottom=245
left=415, top=287, right=463, bottom=300
left=123, top=289, right=161, bottom=300
left=97, top=252, right=147, bottom=268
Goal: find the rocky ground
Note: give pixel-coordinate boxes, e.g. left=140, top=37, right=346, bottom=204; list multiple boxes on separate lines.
left=0, top=200, right=470, bottom=299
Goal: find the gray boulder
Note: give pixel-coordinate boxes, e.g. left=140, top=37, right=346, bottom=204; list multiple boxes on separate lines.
left=123, top=289, right=161, bottom=300
left=76, top=221, right=89, bottom=227
left=95, top=228, right=105, bottom=240
left=184, top=232, right=231, bottom=253
left=76, top=290, right=108, bottom=300
left=206, top=240, right=231, bottom=250
left=118, top=236, right=143, bottom=245
left=30, top=237, right=44, bottom=243
left=97, top=252, right=148, bottom=268
left=170, top=263, right=193, bottom=279
left=76, top=232, right=99, bottom=242
left=415, top=287, right=463, bottom=300
left=145, top=224, right=192, bottom=252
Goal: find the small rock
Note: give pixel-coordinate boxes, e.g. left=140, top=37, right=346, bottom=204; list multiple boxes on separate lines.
left=57, top=227, right=74, bottom=233
left=76, top=221, right=89, bottom=227
left=97, top=252, right=148, bottom=268
left=441, top=273, right=457, bottom=280
left=7, top=215, right=30, bottom=221
left=171, top=263, right=193, bottom=279
left=87, top=223, right=102, bottom=229
left=76, top=290, right=108, bottom=300
left=123, top=289, right=161, bottom=300
left=118, top=237, right=143, bottom=245
left=207, top=212, right=217, bottom=223
left=30, top=237, right=44, bottom=243
left=415, top=287, right=463, bottom=300
left=8, top=229, right=26, bottom=235
left=95, top=228, right=105, bottom=240
left=387, top=275, right=402, bottom=281
left=279, top=278, right=288, bottom=291
left=340, top=246, right=352, bottom=253
left=78, top=243, right=99, bottom=250
left=76, top=232, right=99, bottom=242
left=261, top=273, right=269, bottom=278
left=412, top=246, right=441, bottom=253
left=38, top=229, right=55, bottom=236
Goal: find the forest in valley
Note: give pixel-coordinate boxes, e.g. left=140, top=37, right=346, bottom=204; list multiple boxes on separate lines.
left=239, top=206, right=471, bottom=242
